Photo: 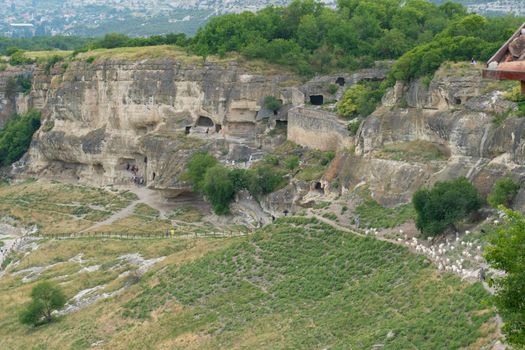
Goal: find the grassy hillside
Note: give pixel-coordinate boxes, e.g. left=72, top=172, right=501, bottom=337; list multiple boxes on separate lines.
left=0, top=217, right=497, bottom=349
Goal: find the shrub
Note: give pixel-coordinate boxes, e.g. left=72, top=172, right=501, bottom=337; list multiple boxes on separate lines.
left=0, top=109, right=41, bottom=166
left=347, top=119, right=362, bottom=136
left=264, top=96, right=283, bottom=114
left=488, top=178, right=521, bottom=208
left=337, top=82, right=383, bottom=119
left=202, top=165, right=235, bottom=215
left=328, top=84, right=339, bottom=95
left=185, top=152, right=218, bottom=191
left=9, top=51, right=34, bottom=66
left=19, top=281, right=66, bottom=326
left=412, top=177, right=482, bottom=237
left=284, top=155, right=300, bottom=170
left=247, top=165, right=285, bottom=196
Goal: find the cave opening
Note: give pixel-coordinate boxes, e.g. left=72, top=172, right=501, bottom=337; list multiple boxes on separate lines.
left=185, top=126, right=192, bottom=135
left=152, top=172, right=156, bottom=181
left=335, top=77, right=345, bottom=86
left=93, top=163, right=104, bottom=175
left=314, top=181, right=324, bottom=194
left=310, top=95, right=324, bottom=105
left=454, top=98, right=462, bottom=105
left=196, top=116, right=214, bottom=127
left=215, top=124, right=222, bottom=133
left=276, top=120, right=288, bottom=129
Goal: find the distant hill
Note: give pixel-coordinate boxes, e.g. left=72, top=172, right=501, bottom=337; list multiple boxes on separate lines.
left=429, top=0, right=525, bottom=16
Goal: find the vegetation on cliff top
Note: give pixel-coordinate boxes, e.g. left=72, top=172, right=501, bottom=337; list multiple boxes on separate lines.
left=4, top=0, right=524, bottom=81
left=0, top=109, right=41, bottom=167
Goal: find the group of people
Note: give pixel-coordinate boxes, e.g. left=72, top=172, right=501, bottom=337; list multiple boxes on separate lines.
left=126, top=163, right=145, bottom=186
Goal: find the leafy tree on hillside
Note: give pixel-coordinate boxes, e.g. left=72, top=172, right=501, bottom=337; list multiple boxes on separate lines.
left=185, top=152, right=218, bottom=191
left=412, top=177, right=482, bottom=236
left=202, top=165, right=235, bottom=215
left=485, top=208, right=525, bottom=347
left=0, top=109, right=41, bottom=166
left=19, top=281, right=66, bottom=326
left=488, top=178, right=521, bottom=208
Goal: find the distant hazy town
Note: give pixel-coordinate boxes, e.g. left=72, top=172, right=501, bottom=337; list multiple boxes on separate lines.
left=1, top=0, right=523, bottom=38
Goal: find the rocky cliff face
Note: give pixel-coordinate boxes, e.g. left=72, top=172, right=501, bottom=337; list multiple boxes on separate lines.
left=339, top=63, right=525, bottom=207
left=0, top=66, right=33, bottom=128
left=22, top=58, right=303, bottom=195
left=13, top=57, right=525, bottom=212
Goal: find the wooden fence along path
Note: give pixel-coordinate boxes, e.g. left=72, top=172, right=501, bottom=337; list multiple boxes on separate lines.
left=34, top=231, right=249, bottom=241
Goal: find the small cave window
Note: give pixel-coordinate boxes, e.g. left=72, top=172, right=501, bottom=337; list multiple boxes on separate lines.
left=310, top=95, right=324, bottom=105
left=454, top=98, right=462, bottom=105
left=152, top=172, right=156, bottom=181
left=144, top=156, right=148, bottom=163
left=276, top=120, right=288, bottom=129
left=196, top=116, right=214, bottom=127
left=215, top=124, right=222, bottom=133
left=93, top=163, right=104, bottom=174
left=185, top=126, right=192, bottom=135
left=314, top=181, right=324, bottom=194
left=335, top=77, right=345, bottom=86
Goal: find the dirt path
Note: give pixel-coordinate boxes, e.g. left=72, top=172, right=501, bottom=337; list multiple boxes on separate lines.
left=79, top=199, right=141, bottom=233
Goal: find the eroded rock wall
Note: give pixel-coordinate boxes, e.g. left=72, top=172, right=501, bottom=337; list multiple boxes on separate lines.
left=23, top=59, right=299, bottom=194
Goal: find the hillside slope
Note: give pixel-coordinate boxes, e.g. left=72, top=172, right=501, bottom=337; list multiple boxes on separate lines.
left=0, top=217, right=498, bottom=349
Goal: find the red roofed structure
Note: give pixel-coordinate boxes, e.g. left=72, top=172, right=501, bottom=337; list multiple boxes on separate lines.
left=483, top=22, right=525, bottom=93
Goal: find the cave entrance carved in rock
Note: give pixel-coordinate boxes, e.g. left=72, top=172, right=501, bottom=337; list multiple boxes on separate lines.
left=196, top=116, right=214, bottom=127
left=310, top=95, right=324, bottom=105
left=335, top=77, right=345, bottom=86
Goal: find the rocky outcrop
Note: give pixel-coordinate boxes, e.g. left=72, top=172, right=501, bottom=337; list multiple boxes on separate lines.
left=338, top=64, right=525, bottom=205
left=287, top=107, right=353, bottom=151
left=0, top=65, right=33, bottom=127
left=22, top=58, right=302, bottom=194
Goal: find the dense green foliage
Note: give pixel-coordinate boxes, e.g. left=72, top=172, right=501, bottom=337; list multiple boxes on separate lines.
left=4, top=0, right=522, bottom=81
left=485, top=209, right=525, bottom=346
left=488, top=178, right=521, bottom=208
left=89, top=32, right=189, bottom=50
left=412, top=177, right=482, bottom=236
left=0, top=36, right=93, bottom=55
left=19, top=281, right=66, bottom=326
left=186, top=0, right=523, bottom=77
left=186, top=152, right=284, bottom=214
left=202, top=165, right=235, bottom=215
left=337, top=81, right=384, bottom=119
left=389, top=14, right=524, bottom=83
left=0, top=110, right=41, bottom=167
left=125, top=217, right=491, bottom=348
left=185, top=152, right=218, bottom=192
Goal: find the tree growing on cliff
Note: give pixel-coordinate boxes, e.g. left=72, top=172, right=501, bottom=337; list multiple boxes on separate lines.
left=412, top=177, right=482, bottom=237
left=0, top=109, right=41, bottom=167
left=485, top=208, right=525, bottom=347
left=264, top=96, right=283, bottom=115
left=19, top=281, right=66, bottom=326
left=488, top=178, right=521, bottom=208
left=202, top=165, right=235, bottom=215
left=185, top=152, right=218, bottom=192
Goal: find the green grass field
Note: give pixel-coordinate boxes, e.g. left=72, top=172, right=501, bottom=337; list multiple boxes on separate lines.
left=0, top=188, right=499, bottom=349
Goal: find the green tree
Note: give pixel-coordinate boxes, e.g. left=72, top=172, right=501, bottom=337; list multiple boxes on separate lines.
left=485, top=208, right=525, bottom=347
left=412, top=177, right=482, bottom=237
left=185, top=152, right=218, bottom=192
left=19, top=281, right=66, bottom=326
left=488, top=178, right=521, bottom=208
left=264, top=96, right=283, bottom=114
left=202, top=165, right=235, bottom=215
left=0, top=109, right=41, bottom=166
